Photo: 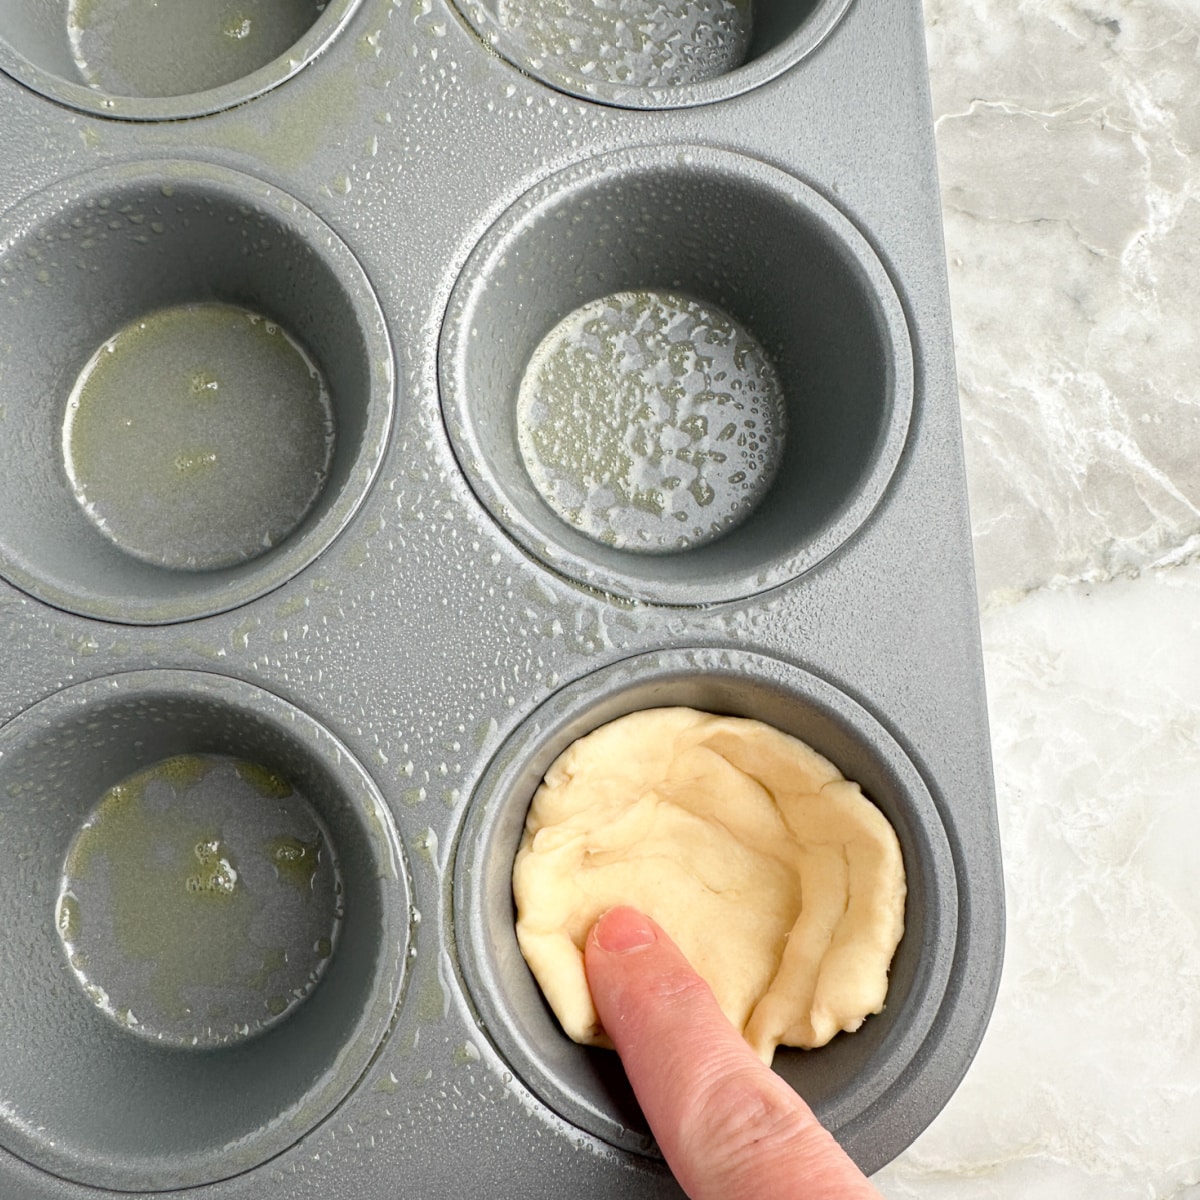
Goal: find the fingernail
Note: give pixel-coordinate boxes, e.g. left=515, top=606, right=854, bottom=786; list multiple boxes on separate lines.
left=593, top=907, right=657, bottom=954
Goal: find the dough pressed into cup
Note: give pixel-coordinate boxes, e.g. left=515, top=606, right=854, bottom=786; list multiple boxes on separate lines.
left=512, top=707, right=906, bottom=1064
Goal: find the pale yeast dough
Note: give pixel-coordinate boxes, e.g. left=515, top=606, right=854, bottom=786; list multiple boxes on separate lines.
left=512, top=707, right=906, bottom=1064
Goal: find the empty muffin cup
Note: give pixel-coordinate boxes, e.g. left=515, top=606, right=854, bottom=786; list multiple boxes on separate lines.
left=440, top=146, right=912, bottom=605
left=0, top=670, right=410, bottom=1192
left=0, top=159, right=394, bottom=624
left=0, top=0, right=363, bottom=120
left=450, top=0, right=852, bottom=108
left=451, top=649, right=957, bottom=1172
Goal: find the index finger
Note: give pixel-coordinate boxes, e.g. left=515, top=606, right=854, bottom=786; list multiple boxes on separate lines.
left=584, top=907, right=883, bottom=1200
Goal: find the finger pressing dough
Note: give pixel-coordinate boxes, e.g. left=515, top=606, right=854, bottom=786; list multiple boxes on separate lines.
left=512, top=707, right=906, bottom=1064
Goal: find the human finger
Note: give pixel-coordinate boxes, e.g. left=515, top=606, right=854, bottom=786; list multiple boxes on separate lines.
left=584, top=906, right=883, bottom=1200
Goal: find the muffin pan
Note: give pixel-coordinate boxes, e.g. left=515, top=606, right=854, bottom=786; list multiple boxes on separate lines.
left=0, top=0, right=1004, bottom=1196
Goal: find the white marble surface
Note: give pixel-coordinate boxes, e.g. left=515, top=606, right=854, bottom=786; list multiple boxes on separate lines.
left=876, top=3, right=1200, bottom=1196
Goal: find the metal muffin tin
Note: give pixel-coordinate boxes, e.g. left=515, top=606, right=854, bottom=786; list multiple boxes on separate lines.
left=0, top=1, right=1004, bottom=1196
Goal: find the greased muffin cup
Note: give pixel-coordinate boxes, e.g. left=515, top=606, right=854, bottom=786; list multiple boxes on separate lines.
left=450, top=0, right=854, bottom=109
left=0, top=670, right=410, bottom=1191
left=0, top=0, right=365, bottom=120
left=0, top=159, right=394, bottom=625
left=453, top=649, right=957, bottom=1165
left=0, top=0, right=1004, bottom=1196
left=440, top=145, right=913, bottom=606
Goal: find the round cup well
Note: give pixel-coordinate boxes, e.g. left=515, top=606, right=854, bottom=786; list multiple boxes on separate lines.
left=0, top=670, right=410, bottom=1191
left=0, top=160, right=394, bottom=624
left=440, top=146, right=912, bottom=606
left=0, top=0, right=363, bottom=120
left=451, top=0, right=853, bottom=109
left=452, top=649, right=958, bottom=1170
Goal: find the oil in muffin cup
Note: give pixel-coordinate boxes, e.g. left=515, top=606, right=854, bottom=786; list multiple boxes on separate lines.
left=440, top=146, right=913, bottom=606
left=0, top=670, right=411, bottom=1192
left=0, top=159, right=394, bottom=624
left=451, top=0, right=853, bottom=109
left=0, top=0, right=364, bottom=120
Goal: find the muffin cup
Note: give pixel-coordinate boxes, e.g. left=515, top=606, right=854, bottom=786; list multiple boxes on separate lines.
left=0, top=159, right=394, bottom=624
left=0, top=669, right=411, bottom=1192
left=0, top=0, right=363, bottom=120
left=452, top=648, right=957, bottom=1171
left=450, top=0, right=853, bottom=109
left=440, top=146, right=913, bottom=606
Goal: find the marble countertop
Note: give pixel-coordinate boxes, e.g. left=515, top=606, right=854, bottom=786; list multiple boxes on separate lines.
left=876, top=3, right=1200, bottom=1196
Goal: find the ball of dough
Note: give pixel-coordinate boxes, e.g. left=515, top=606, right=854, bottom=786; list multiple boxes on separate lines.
left=512, top=707, right=906, bottom=1064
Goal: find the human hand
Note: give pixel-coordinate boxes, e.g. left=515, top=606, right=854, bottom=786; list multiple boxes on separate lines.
left=584, top=906, right=884, bottom=1200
